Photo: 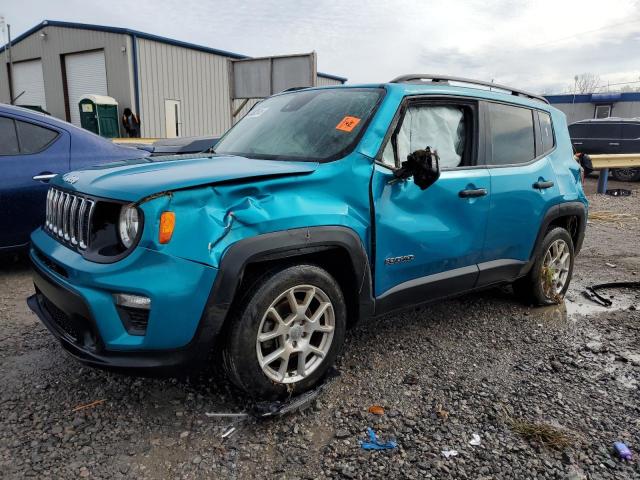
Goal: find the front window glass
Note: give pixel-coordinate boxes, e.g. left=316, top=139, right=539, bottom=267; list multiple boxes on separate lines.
left=395, top=105, right=466, bottom=169
left=214, top=88, right=383, bottom=161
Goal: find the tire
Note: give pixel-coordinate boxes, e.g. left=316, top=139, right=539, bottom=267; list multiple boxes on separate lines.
left=513, top=227, right=575, bottom=306
left=611, top=168, right=640, bottom=182
left=222, top=264, right=346, bottom=399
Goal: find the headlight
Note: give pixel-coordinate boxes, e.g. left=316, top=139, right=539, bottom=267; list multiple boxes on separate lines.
left=118, top=204, right=140, bottom=248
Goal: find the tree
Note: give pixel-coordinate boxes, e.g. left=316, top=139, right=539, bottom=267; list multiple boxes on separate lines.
left=572, top=73, right=601, bottom=94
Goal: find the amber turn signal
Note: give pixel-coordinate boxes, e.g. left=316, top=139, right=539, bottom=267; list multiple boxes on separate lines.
left=159, top=211, right=176, bottom=244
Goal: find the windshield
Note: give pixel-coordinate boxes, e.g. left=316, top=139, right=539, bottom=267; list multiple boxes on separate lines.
left=214, top=88, right=384, bottom=161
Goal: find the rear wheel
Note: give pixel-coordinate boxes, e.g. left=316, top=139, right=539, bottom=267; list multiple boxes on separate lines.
left=513, top=227, right=574, bottom=306
left=611, top=168, right=640, bottom=182
left=222, top=264, right=346, bottom=399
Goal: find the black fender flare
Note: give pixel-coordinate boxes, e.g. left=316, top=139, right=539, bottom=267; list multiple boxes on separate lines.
left=197, top=226, right=374, bottom=347
left=519, top=201, right=587, bottom=276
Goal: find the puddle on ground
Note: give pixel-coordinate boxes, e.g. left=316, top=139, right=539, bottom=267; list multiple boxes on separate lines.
left=564, top=287, right=639, bottom=319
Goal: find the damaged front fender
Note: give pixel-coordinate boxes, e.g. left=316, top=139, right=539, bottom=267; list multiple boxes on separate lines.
left=135, top=153, right=374, bottom=270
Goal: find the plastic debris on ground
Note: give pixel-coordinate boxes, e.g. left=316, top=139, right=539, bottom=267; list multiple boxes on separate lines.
left=221, top=426, right=237, bottom=439
left=583, top=281, right=640, bottom=307
left=368, top=405, right=385, bottom=416
left=469, top=433, right=482, bottom=446
left=614, top=441, right=633, bottom=461
left=606, top=188, right=631, bottom=197
left=359, top=427, right=398, bottom=450
left=441, top=449, right=458, bottom=458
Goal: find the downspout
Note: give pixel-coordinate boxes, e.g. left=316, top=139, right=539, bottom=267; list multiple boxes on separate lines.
left=130, top=34, right=141, bottom=118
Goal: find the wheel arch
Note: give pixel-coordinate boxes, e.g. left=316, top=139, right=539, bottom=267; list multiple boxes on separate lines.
left=200, top=226, right=374, bottom=347
left=519, top=201, right=587, bottom=277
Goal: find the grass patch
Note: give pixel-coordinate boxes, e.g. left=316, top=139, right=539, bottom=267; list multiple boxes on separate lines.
left=502, top=408, right=576, bottom=449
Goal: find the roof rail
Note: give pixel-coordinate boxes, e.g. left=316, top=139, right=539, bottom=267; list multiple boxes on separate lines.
left=390, top=74, right=549, bottom=104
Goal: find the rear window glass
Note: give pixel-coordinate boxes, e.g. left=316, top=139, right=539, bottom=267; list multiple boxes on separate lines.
left=16, top=120, right=59, bottom=153
left=488, top=103, right=535, bottom=165
left=538, top=111, right=555, bottom=153
left=621, top=124, right=640, bottom=140
left=0, top=117, right=19, bottom=155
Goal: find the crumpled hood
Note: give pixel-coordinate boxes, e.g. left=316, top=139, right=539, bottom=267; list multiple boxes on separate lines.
left=50, top=154, right=319, bottom=201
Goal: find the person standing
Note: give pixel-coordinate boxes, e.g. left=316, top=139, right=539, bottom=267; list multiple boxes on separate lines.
left=122, top=108, right=141, bottom=138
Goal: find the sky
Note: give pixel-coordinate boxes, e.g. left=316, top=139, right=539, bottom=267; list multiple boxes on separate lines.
left=2, top=0, right=640, bottom=94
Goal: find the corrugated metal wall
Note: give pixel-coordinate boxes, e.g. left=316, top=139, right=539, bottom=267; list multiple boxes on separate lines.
left=136, top=38, right=233, bottom=138
left=229, top=74, right=344, bottom=125
left=1, top=23, right=346, bottom=138
left=0, top=25, right=134, bottom=134
left=316, top=75, right=343, bottom=87
left=137, top=39, right=346, bottom=136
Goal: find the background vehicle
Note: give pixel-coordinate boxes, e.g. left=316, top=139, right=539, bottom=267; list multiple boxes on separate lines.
left=27, top=77, right=587, bottom=399
left=568, top=118, right=640, bottom=181
left=0, top=104, right=149, bottom=251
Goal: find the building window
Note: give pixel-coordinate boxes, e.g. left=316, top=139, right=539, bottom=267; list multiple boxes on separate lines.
left=594, top=105, right=611, bottom=119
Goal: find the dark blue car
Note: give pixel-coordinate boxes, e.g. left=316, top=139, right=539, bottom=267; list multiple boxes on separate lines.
left=0, top=104, right=148, bottom=251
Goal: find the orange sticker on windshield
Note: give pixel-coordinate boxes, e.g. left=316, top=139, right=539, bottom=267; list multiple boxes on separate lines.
left=336, top=116, right=361, bottom=132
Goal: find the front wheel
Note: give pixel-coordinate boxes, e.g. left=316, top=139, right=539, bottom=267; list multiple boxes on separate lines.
left=222, top=264, right=346, bottom=399
left=513, top=227, right=575, bottom=306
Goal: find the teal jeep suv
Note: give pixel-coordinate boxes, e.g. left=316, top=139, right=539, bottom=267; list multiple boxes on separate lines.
left=28, top=75, right=588, bottom=399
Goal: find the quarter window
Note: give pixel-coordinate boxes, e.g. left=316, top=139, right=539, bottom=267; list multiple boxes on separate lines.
left=0, top=117, right=20, bottom=155
left=488, top=103, right=535, bottom=166
left=15, top=120, right=59, bottom=153
left=538, top=111, right=555, bottom=154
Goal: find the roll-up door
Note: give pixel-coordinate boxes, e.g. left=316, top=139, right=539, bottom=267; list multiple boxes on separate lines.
left=12, top=59, right=46, bottom=110
left=65, top=50, right=108, bottom=126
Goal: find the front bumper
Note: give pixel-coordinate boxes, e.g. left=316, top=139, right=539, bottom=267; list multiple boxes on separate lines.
left=28, top=228, right=219, bottom=373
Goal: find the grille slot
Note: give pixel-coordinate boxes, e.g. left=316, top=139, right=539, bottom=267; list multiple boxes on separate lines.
left=45, top=188, right=94, bottom=250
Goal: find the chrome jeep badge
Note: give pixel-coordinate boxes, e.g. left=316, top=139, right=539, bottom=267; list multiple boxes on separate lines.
left=62, top=173, right=79, bottom=184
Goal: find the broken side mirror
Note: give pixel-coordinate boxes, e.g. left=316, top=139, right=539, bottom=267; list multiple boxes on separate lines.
left=393, top=146, right=441, bottom=190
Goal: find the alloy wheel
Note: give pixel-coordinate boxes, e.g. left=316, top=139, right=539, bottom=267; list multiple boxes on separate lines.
left=256, top=285, right=335, bottom=384
left=541, top=239, right=571, bottom=296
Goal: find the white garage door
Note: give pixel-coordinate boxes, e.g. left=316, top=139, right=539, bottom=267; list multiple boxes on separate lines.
left=65, top=50, right=108, bottom=126
left=12, top=59, right=47, bottom=110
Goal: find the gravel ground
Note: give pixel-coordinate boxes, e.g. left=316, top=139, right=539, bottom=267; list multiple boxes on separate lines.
left=1, top=176, right=639, bottom=479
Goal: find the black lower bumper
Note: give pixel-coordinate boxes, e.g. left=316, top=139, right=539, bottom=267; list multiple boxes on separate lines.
left=28, top=257, right=214, bottom=375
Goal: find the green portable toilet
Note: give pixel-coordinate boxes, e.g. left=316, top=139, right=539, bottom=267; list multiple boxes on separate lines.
left=78, top=95, right=120, bottom=138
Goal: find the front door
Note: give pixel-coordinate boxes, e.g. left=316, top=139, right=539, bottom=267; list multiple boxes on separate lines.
left=372, top=98, right=491, bottom=309
left=165, top=99, right=181, bottom=138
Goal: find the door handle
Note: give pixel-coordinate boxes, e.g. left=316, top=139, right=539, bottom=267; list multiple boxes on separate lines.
left=33, top=173, right=58, bottom=182
left=609, top=142, right=620, bottom=146
left=573, top=141, right=583, bottom=145
left=533, top=180, right=554, bottom=189
left=458, top=188, right=487, bottom=198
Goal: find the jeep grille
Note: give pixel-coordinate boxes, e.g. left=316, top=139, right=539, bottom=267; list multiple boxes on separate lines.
left=45, top=188, right=95, bottom=250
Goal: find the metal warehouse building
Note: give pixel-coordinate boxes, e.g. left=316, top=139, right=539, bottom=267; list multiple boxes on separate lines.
left=545, top=92, right=640, bottom=124
left=0, top=20, right=346, bottom=138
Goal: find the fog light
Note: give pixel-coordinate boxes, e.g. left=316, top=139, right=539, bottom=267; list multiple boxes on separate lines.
left=113, top=293, right=151, bottom=310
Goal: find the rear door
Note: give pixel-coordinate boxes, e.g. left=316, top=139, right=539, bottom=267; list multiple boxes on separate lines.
left=478, top=102, right=560, bottom=285
left=0, top=115, right=70, bottom=248
left=372, top=97, right=491, bottom=307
